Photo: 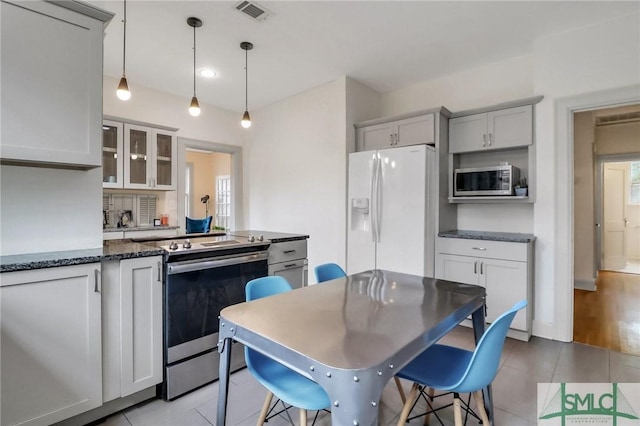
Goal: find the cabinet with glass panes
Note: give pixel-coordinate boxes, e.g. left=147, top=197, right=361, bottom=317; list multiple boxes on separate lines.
left=102, top=119, right=177, bottom=190
left=102, top=120, right=123, bottom=188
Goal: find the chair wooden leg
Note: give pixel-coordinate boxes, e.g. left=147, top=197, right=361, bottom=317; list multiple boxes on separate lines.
left=453, top=395, right=463, bottom=426
left=396, top=383, right=419, bottom=426
left=473, top=390, right=491, bottom=425
left=423, top=387, right=434, bottom=425
left=257, top=391, right=273, bottom=425
left=394, top=376, right=407, bottom=404
left=300, top=408, right=307, bottom=426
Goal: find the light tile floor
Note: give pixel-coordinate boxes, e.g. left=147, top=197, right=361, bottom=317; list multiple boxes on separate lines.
left=96, top=326, right=640, bottom=426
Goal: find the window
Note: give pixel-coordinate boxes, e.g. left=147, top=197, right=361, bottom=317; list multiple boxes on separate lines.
left=185, top=163, right=193, bottom=216
left=631, top=161, right=640, bottom=204
left=216, top=175, right=231, bottom=230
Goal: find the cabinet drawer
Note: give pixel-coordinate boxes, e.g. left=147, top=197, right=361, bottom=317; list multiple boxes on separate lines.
left=437, top=237, right=528, bottom=262
left=268, top=240, right=307, bottom=264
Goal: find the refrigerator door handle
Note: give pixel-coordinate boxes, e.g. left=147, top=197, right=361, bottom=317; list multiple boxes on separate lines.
left=376, top=153, right=383, bottom=242
left=370, top=154, right=378, bottom=243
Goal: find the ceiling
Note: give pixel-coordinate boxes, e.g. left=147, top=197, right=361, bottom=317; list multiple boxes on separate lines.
left=90, top=1, right=639, bottom=113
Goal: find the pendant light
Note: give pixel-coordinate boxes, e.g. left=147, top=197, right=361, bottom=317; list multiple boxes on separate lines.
left=187, top=17, right=202, bottom=117
left=240, top=41, right=253, bottom=128
left=116, top=0, right=131, bottom=101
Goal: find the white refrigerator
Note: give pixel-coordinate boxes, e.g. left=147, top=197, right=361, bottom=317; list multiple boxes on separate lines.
left=347, top=144, right=436, bottom=277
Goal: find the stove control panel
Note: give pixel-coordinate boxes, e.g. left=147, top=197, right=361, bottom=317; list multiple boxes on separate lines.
left=169, top=241, right=179, bottom=250
left=183, top=239, right=192, bottom=249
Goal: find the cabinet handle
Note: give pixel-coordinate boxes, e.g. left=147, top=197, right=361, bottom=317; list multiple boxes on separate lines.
left=283, top=263, right=297, bottom=268
left=389, top=134, right=394, bottom=145
left=488, top=133, right=492, bottom=146
left=480, top=262, right=484, bottom=275
left=94, top=269, right=100, bottom=293
left=394, top=133, right=399, bottom=145
left=474, top=261, right=477, bottom=274
left=283, top=250, right=296, bottom=254
left=472, top=247, right=487, bottom=251
left=157, top=262, right=162, bottom=281
left=482, top=134, right=486, bottom=147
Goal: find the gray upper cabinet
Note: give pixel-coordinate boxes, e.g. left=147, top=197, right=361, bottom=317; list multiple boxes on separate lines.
left=0, top=1, right=112, bottom=169
left=449, top=105, right=532, bottom=153
left=356, top=113, right=434, bottom=151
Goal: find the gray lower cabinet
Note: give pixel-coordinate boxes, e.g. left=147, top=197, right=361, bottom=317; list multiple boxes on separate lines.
left=0, top=264, right=103, bottom=426
left=435, top=238, right=533, bottom=340
left=268, top=240, right=308, bottom=288
left=102, top=256, right=163, bottom=402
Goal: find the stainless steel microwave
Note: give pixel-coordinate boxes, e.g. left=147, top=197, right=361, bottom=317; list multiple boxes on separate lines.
left=454, top=165, right=520, bottom=196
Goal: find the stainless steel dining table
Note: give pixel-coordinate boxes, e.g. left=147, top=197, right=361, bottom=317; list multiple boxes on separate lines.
left=216, top=269, right=488, bottom=426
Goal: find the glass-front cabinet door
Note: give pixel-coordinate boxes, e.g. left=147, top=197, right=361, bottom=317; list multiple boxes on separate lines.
left=102, top=120, right=123, bottom=188
left=124, top=124, right=151, bottom=189
left=153, top=130, right=177, bottom=190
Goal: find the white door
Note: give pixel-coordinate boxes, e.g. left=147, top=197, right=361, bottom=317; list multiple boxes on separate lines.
left=603, top=162, right=628, bottom=270
left=347, top=150, right=377, bottom=274
left=376, top=145, right=427, bottom=276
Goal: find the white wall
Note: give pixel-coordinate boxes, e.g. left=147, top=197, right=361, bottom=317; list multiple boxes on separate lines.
left=0, top=166, right=103, bottom=255
left=380, top=11, right=640, bottom=339
left=573, top=112, right=596, bottom=289
left=247, top=78, right=349, bottom=282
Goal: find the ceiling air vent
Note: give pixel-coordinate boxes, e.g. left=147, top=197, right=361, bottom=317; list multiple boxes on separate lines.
left=235, top=1, right=272, bottom=22
left=596, top=111, right=640, bottom=126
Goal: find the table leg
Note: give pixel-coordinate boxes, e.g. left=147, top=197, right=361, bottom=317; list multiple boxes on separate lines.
left=216, top=337, right=232, bottom=426
left=471, top=304, right=494, bottom=425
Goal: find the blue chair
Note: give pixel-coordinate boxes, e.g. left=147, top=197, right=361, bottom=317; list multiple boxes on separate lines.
left=245, top=276, right=331, bottom=425
left=395, top=300, right=528, bottom=426
left=314, top=263, right=346, bottom=283
left=185, top=216, right=212, bottom=233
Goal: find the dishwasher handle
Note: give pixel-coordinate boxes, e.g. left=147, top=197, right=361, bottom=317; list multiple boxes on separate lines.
left=167, top=251, right=268, bottom=274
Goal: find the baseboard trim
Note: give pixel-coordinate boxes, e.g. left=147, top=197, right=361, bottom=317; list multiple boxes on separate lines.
left=574, top=278, right=596, bottom=291
left=532, top=320, right=558, bottom=340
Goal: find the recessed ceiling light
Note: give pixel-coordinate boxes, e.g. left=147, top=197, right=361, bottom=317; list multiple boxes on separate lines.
left=199, top=69, right=217, bottom=78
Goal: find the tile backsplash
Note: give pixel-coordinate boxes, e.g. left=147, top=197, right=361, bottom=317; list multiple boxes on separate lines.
left=103, top=193, right=157, bottom=228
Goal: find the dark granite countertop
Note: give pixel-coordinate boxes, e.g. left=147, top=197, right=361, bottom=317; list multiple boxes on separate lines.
left=103, top=225, right=180, bottom=233
left=228, top=230, right=309, bottom=243
left=0, top=240, right=165, bottom=273
left=438, top=230, right=536, bottom=243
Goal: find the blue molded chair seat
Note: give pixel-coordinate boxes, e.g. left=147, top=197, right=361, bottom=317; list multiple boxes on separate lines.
left=245, top=276, right=330, bottom=425
left=314, top=263, right=346, bottom=283
left=395, top=300, right=528, bottom=426
left=185, top=216, right=212, bottom=233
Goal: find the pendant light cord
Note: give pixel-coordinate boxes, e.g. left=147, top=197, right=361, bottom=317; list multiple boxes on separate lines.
left=193, top=24, right=197, bottom=97
left=245, top=48, right=248, bottom=110
left=122, top=0, right=127, bottom=77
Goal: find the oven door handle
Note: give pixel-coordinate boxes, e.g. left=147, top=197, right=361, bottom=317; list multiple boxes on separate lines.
left=167, top=252, right=268, bottom=274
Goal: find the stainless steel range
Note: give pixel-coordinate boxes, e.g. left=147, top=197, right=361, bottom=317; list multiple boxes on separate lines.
left=160, top=235, right=270, bottom=400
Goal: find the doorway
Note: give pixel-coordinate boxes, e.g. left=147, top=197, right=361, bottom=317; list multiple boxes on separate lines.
left=572, top=103, right=640, bottom=354
left=177, top=138, right=244, bottom=233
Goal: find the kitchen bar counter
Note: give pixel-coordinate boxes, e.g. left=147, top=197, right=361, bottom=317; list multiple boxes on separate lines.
left=228, top=229, right=309, bottom=243
left=438, top=229, right=536, bottom=243
left=0, top=240, right=164, bottom=273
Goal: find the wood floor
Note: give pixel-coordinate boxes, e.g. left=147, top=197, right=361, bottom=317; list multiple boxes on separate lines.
left=574, top=270, right=640, bottom=355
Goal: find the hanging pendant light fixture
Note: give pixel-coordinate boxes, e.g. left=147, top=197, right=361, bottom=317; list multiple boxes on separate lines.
left=187, top=17, right=202, bottom=117
left=116, top=0, right=131, bottom=101
left=240, top=41, right=253, bottom=128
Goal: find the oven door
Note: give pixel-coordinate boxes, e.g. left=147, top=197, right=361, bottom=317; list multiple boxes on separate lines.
left=165, top=251, right=268, bottom=364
